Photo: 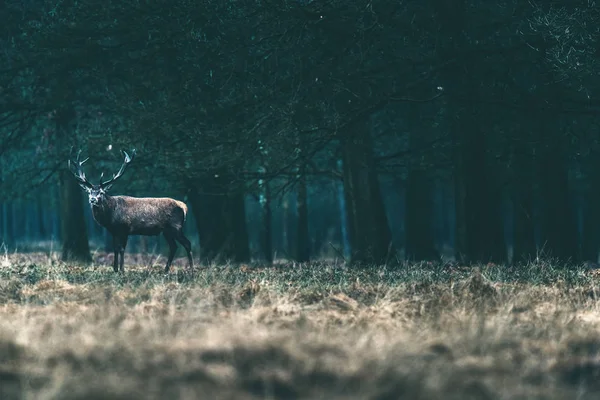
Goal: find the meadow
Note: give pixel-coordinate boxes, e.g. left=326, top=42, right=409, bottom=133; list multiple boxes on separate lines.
left=0, top=251, right=600, bottom=399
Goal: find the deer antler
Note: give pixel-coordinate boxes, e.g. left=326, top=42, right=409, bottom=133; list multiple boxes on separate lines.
left=101, top=149, right=136, bottom=189
left=68, top=149, right=93, bottom=189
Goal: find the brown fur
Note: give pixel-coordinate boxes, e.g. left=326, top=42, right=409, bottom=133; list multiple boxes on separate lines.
left=93, top=196, right=186, bottom=233
left=69, top=149, right=193, bottom=274
left=90, top=194, right=194, bottom=273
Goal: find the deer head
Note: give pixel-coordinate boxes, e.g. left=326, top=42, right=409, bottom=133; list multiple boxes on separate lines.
left=68, top=148, right=135, bottom=206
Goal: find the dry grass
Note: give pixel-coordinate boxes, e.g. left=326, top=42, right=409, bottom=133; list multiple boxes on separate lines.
left=0, top=252, right=600, bottom=399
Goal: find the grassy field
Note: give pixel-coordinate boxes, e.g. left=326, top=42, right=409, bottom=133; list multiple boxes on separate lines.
left=0, top=252, right=600, bottom=399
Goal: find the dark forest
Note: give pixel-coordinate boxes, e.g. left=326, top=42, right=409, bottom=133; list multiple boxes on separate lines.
left=1, top=0, right=599, bottom=267
left=4, top=2, right=600, bottom=399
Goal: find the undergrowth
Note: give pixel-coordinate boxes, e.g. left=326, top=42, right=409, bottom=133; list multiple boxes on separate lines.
left=0, top=252, right=598, bottom=399
left=0, top=252, right=595, bottom=290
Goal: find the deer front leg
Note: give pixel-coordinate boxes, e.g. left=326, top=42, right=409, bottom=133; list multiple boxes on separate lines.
left=112, top=234, right=128, bottom=273
left=120, top=236, right=128, bottom=273
left=112, top=235, right=120, bottom=273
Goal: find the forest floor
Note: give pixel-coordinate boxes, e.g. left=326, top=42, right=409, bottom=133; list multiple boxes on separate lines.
left=0, top=252, right=600, bottom=399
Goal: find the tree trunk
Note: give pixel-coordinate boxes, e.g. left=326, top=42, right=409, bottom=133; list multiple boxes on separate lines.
left=188, top=174, right=249, bottom=264
left=37, top=201, right=47, bottom=239
left=295, top=168, right=310, bottom=262
left=405, top=168, right=438, bottom=261
left=52, top=204, right=60, bottom=242
left=512, top=144, right=537, bottom=264
left=55, top=106, right=91, bottom=263
left=457, top=126, right=506, bottom=263
left=286, top=191, right=298, bottom=259
left=582, top=174, right=600, bottom=263
left=434, top=0, right=506, bottom=264
left=405, top=102, right=439, bottom=261
left=259, top=178, right=273, bottom=264
left=3, top=202, right=14, bottom=248
left=337, top=160, right=351, bottom=259
left=24, top=202, right=31, bottom=242
left=341, top=121, right=395, bottom=265
left=439, top=179, right=453, bottom=256
left=59, top=171, right=92, bottom=262
left=0, top=203, right=4, bottom=247
left=538, top=138, right=578, bottom=263
left=12, top=202, right=23, bottom=243
left=281, top=195, right=290, bottom=260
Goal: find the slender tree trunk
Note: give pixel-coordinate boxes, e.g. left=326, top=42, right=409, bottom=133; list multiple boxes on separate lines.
left=513, top=187, right=536, bottom=263
left=52, top=205, right=60, bottom=242
left=24, top=202, right=32, bottom=242
left=286, top=190, right=298, bottom=259
left=12, top=202, right=23, bottom=243
left=0, top=202, right=4, bottom=246
left=341, top=121, right=395, bottom=265
left=337, top=161, right=351, bottom=259
left=296, top=169, right=310, bottom=262
left=37, top=201, right=47, bottom=239
left=293, top=131, right=310, bottom=263
left=259, top=178, right=273, bottom=264
left=0, top=201, right=3, bottom=245
left=439, top=179, right=452, bottom=256
left=2, top=202, right=15, bottom=248
left=282, top=195, right=290, bottom=260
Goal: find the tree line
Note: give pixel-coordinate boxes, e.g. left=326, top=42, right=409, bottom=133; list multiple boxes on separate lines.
left=1, top=0, right=599, bottom=266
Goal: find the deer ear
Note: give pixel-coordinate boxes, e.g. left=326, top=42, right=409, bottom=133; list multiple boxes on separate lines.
left=78, top=183, right=91, bottom=192
left=103, top=183, right=113, bottom=191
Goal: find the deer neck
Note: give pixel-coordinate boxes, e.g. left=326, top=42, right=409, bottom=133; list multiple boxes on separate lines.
left=91, top=195, right=115, bottom=227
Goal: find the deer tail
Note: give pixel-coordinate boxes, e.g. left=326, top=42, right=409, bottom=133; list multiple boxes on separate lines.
left=176, top=200, right=188, bottom=222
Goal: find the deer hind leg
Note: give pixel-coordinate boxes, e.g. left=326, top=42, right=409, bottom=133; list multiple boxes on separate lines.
left=174, top=230, right=193, bottom=270
left=163, top=231, right=178, bottom=274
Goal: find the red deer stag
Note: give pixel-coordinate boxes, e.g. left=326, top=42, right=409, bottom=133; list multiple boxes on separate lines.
left=68, top=149, right=193, bottom=273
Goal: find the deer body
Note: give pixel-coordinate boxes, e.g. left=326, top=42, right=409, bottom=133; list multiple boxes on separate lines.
left=68, top=149, right=193, bottom=273
left=91, top=196, right=187, bottom=236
